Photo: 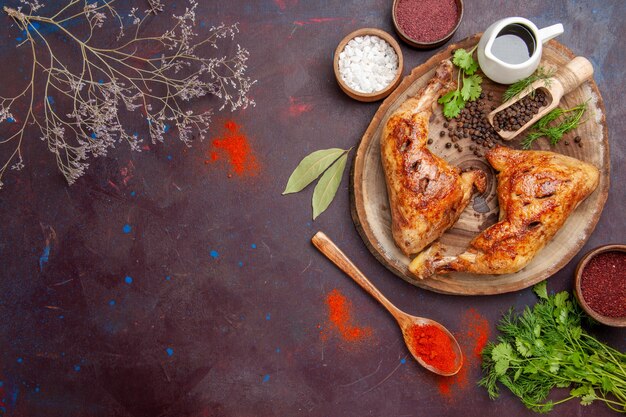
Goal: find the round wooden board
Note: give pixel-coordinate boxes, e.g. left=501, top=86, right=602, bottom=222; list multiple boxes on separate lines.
left=350, top=34, right=610, bottom=296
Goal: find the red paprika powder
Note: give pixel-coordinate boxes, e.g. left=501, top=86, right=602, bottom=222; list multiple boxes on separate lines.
left=323, top=289, right=372, bottom=342
left=208, top=120, right=259, bottom=176
left=408, top=323, right=457, bottom=373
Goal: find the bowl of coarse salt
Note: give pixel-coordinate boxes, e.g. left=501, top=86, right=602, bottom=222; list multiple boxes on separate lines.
left=334, top=28, right=403, bottom=102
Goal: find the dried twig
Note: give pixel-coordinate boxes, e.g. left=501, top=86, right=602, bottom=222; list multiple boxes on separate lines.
left=0, top=0, right=256, bottom=187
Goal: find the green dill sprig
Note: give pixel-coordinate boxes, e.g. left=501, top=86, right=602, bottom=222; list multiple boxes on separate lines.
left=479, top=282, right=626, bottom=413
left=521, top=102, right=588, bottom=149
left=502, top=67, right=556, bottom=103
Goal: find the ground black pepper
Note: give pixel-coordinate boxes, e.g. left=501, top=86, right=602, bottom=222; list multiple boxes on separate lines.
left=580, top=251, right=626, bottom=318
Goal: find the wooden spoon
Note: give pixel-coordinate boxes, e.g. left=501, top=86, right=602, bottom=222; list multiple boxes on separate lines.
left=312, top=231, right=463, bottom=376
left=488, top=56, right=594, bottom=140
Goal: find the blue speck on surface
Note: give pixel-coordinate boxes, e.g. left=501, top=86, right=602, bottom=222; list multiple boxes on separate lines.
left=251, top=244, right=257, bottom=249
left=58, top=315, right=64, bottom=319
left=266, top=313, right=271, bottom=321
left=400, top=358, right=406, bottom=364
left=238, top=261, right=243, bottom=267
left=16, top=37, right=23, bottom=42
left=210, top=250, right=219, bottom=259
left=34, top=386, right=40, bottom=393
left=91, top=132, right=97, bottom=139
left=39, top=244, right=50, bottom=271
left=262, top=374, right=270, bottom=383
left=166, top=347, right=174, bottom=356
left=47, top=96, right=54, bottom=104
left=74, top=365, right=80, bottom=372
left=167, top=155, right=172, bottom=160
left=122, top=224, right=131, bottom=234
left=165, top=275, right=171, bottom=281
left=124, top=276, right=133, bottom=284
left=130, top=191, right=136, bottom=197
left=10, top=387, right=19, bottom=407
left=109, top=300, right=116, bottom=306
left=98, top=79, right=104, bottom=84
left=7, top=117, right=14, bottom=123
left=275, top=348, right=280, bottom=353
left=164, top=124, right=170, bottom=132
left=0, top=381, right=4, bottom=387
left=17, top=358, right=23, bottom=364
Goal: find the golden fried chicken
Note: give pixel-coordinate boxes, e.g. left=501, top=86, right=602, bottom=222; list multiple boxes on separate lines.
left=409, top=146, right=600, bottom=277
left=381, top=60, right=486, bottom=256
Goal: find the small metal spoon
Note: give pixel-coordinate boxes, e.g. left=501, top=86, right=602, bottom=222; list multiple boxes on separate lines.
left=312, top=231, right=463, bottom=376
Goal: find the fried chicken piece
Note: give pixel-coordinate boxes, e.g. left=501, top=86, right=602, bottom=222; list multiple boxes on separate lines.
left=409, top=146, right=600, bottom=278
left=381, top=60, right=486, bottom=256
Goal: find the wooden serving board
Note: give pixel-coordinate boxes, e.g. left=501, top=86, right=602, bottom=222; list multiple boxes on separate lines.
left=350, top=34, right=610, bottom=296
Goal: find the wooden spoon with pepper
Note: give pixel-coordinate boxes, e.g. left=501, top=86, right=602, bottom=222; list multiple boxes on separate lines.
left=312, top=231, right=463, bottom=376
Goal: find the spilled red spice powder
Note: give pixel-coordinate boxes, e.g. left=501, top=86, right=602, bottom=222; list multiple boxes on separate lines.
left=580, top=251, right=626, bottom=318
left=395, top=0, right=459, bottom=43
left=437, top=308, right=490, bottom=398
left=322, top=289, right=372, bottom=342
left=408, top=324, right=456, bottom=374
left=207, top=120, right=259, bottom=176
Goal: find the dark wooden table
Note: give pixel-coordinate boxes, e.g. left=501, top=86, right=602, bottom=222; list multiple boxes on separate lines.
left=0, top=1, right=624, bottom=416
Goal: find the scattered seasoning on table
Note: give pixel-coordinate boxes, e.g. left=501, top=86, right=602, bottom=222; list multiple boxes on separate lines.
left=208, top=120, right=259, bottom=176
left=438, top=308, right=490, bottom=398
left=580, top=251, right=626, bottom=317
left=323, top=289, right=373, bottom=342
left=338, top=35, right=398, bottom=93
left=408, top=324, right=457, bottom=373
left=394, top=0, right=458, bottom=43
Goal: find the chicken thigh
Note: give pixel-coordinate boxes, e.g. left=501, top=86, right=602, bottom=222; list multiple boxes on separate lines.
left=409, top=146, right=600, bottom=278
left=381, top=60, right=486, bottom=256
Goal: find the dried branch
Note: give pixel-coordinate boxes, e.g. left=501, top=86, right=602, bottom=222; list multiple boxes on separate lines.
left=0, top=0, right=256, bottom=187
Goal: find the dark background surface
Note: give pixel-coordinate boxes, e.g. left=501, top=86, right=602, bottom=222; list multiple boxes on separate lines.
left=0, top=0, right=624, bottom=416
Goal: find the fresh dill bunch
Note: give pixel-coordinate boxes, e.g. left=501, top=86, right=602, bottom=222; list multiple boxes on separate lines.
left=479, top=282, right=626, bottom=414
left=521, top=102, right=588, bottom=149
left=502, top=67, right=556, bottom=103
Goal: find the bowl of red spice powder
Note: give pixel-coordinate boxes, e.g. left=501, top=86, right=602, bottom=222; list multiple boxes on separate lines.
left=575, top=244, right=626, bottom=327
left=392, top=0, right=463, bottom=49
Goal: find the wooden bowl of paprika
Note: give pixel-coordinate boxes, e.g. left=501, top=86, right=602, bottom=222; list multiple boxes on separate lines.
left=574, top=244, right=626, bottom=327
left=392, top=0, right=464, bottom=49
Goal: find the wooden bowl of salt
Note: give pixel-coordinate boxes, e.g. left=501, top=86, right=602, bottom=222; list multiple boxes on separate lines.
left=333, top=28, right=404, bottom=102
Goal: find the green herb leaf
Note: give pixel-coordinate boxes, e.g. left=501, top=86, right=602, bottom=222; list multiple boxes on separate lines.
left=491, top=342, right=513, bottom=362
left=554, top=292, right=568, bottom=308
left=440, top=48, right=483, bottom=120
left=441, top=91, right=464, bottom=119
left=521, top=102, right=587, bottom=149
left=515, top=337, right=533, bottom=357
left=283, top=148, right=347, bottom=194
left=452, top=49, right=474, bottom=72
left=495, top=359, right=509, bottom=376
left=461, top=74, right=482, bottom=101
left=533, top=281, right=548, bottom=299
left=479, top=284, right=626, bottom=414
left=312, top=152, right=348, bottom=220
left=502, top=66, right=555, bottom=103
